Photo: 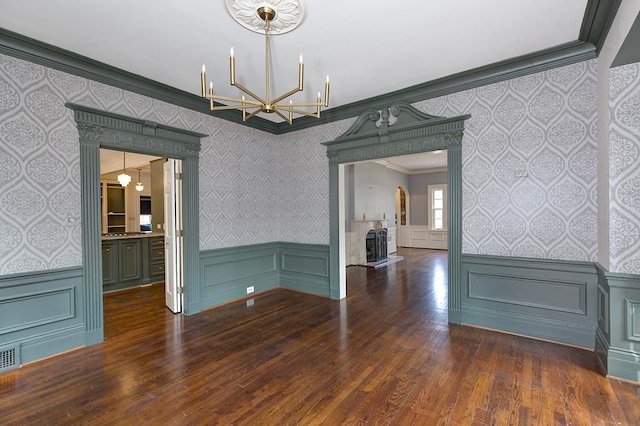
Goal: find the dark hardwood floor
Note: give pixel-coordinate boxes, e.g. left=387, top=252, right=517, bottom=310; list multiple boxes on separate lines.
left=2, top=248, right=639, bottom=425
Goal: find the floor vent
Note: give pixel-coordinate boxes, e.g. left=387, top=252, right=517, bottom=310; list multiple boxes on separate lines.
left=0, top=345, right=20, bottom=372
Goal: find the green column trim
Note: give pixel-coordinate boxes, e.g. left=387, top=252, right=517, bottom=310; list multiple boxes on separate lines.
left=322, top=102, right=469, bottom=324
left=78, top=127, right=103, bottom=344
left=68, top=104, right=205, bottom=345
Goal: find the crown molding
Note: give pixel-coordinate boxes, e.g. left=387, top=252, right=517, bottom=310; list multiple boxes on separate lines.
left=579, top=0, right=623, bottom=54
left=277, top=41, right=596, bottom=134
left=0, top=0, right=620, bottom=137
left=0, top=27, right=277, bottom=133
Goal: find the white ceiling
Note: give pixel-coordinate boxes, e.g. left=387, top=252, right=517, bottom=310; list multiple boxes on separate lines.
left=374, top=151, right=448, bottom=173
left=100, top=149, right=160, bottom=175
left=0, top=0, right=588, bottom=123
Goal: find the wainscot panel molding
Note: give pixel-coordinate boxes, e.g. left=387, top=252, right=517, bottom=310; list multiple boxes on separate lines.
left=199, top=242, right=330, bottom=309
left=461, top=254, right=598, bottom=348
left=279, top=243, right=330, bottom=297
left=603, top=271, right=640, bottom=382
left=200, top=243, right=280, bottom=308
left=0, top=267, right=85, bottom=366
left=397, top=225, right=448, bottom=250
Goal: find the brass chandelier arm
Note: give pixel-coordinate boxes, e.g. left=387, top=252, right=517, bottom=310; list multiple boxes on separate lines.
left=244, top=108, right=263, bottom=121
left=270, top=85, right=304, bottom=106
left=273, top=109, right=290, bottom=122
left=283, top=106, right=320, bottom=119
left=230, top=81, right=267, bottom=106
left=206, top=93, right=263, bottom=106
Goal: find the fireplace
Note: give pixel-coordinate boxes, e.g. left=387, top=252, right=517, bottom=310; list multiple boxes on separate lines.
left=366, top=229, right=388, bottom=263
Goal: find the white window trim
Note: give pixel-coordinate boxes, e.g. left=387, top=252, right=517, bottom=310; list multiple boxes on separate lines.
left=428, top=184, right=447, bottom=231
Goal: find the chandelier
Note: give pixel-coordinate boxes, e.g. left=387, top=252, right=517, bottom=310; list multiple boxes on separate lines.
left=200, top=1, right=329, bottom=124
left=135, top=168, right=144, bottom=192
left=117, top=152, right=131, bottom=187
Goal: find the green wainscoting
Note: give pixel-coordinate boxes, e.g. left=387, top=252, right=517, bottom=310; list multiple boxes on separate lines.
left=461, top=254, right=598, bottom=348
left=279, top=243, right=331, bottom=297
left=199, top=242, right=331, bottom=309
left=0, top=267, right=85, bottom=367
left=601, top=272, right=640, bottom=382
left=200, top=243, right=280, bottom=308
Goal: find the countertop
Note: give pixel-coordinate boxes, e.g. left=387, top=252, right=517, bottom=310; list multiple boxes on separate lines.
left=101, top=232, right=164, bottom=241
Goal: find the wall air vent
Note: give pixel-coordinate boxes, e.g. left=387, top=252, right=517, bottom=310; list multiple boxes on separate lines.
left=0, top=344, right=20, bottom=372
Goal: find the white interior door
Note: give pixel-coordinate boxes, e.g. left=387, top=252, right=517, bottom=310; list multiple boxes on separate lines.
left=164, top=159, right=183, bottom=313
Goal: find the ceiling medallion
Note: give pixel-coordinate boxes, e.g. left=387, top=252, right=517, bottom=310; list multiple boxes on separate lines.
left=225, top=0, right=307, bottom=35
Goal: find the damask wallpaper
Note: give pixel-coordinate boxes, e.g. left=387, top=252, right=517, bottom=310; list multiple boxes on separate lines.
left=0, top=51, right=610, bottom=276
left=0, top=52, right=351, bottom=275
left=609, top=62, right=640, bottom=274
left=414, top=60, right=599, bottom=261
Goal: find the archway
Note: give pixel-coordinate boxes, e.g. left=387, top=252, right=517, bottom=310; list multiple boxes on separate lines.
left=322, top=102, right=469, bottom=324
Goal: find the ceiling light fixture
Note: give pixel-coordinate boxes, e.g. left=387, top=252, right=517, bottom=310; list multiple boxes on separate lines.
left=200, top=0, right=328, bottom=124
left=117, top=152, right=131, bottom=187
left=135, top=168, right=144, bottom=192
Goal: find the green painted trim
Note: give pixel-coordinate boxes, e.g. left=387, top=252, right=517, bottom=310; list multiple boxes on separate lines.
left=611, top=10, right=640, bottom=67
left=602, top=271, right=640, bottom=382
left=0, top=266, right=83, bottom=286
left=279, top=243, right=330, bottom=297
left=604, top=271, right=640, bottom=288
left=280, top=42, right=595, bottom=134
left=198, top=242, right=330, bottom=309
left=19, top=324, right=86, bottom=365
left=462, top=305, right=596, bottom=348
left=0, top=267, right=85, bottom=364
left=579, top=0, right=624, bottom=54
left=607, top=347, right=640, bottom=382
left=0, top=28, right=275, bottom=133
left=461, top=254, right=598, bottom=348
left=323, top=103, right=468, bottom=321
left=0, top=28, right=597, bottom=135
left=69, top=104, right=204, bottom=341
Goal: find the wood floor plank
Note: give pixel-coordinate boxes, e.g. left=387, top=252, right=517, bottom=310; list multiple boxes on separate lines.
left=2, top=248, right=639, bottom=425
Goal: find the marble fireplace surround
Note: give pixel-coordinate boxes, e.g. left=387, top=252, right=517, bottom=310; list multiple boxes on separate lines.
left=346, top=219, right=391, bottom=266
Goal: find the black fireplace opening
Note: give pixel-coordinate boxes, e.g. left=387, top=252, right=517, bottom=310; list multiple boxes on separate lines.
left=366, top=228, right=388, bottom=263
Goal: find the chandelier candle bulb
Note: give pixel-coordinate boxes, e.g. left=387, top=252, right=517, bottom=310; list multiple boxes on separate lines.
left=289, top=99, right=293, bottom=124
left=230, top=47, right=235, bottom=85
left=298, top=55, right=304, bottom=90
left=325, top=75, right=330, bottom=106
left=201, top=65, right=206, bottom=97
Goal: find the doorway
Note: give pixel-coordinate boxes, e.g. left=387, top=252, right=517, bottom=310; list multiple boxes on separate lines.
left=70, top=103, right=204, bottom=345
left=323, top=102, right=469, bottom=324
left=99, top=149, right=184, bottom=314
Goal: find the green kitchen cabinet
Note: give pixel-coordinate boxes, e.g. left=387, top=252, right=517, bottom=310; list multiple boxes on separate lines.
left=101, top=240, right=118, bottom=287
left=102, top=236, right=164, bottom=292
left=119, top=239, right=142, bottom=283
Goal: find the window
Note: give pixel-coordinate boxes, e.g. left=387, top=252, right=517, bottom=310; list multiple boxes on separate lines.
left=428, top=184, right=447, bottom=230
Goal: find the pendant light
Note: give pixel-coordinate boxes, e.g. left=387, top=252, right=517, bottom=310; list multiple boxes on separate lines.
left=135, top=168, right=144, bottom=192
left=117, top=152, right=131, bottom=187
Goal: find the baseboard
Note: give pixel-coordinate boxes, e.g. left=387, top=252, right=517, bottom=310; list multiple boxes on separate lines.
left=462, top=304, right=596, bottom=348
left=17, top=324, right=86, bottom=365
left=607, top=347, right=640, bottom=382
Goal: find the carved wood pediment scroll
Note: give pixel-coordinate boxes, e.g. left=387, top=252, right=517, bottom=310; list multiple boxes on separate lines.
left=322, top=102, right=470, bottom=164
